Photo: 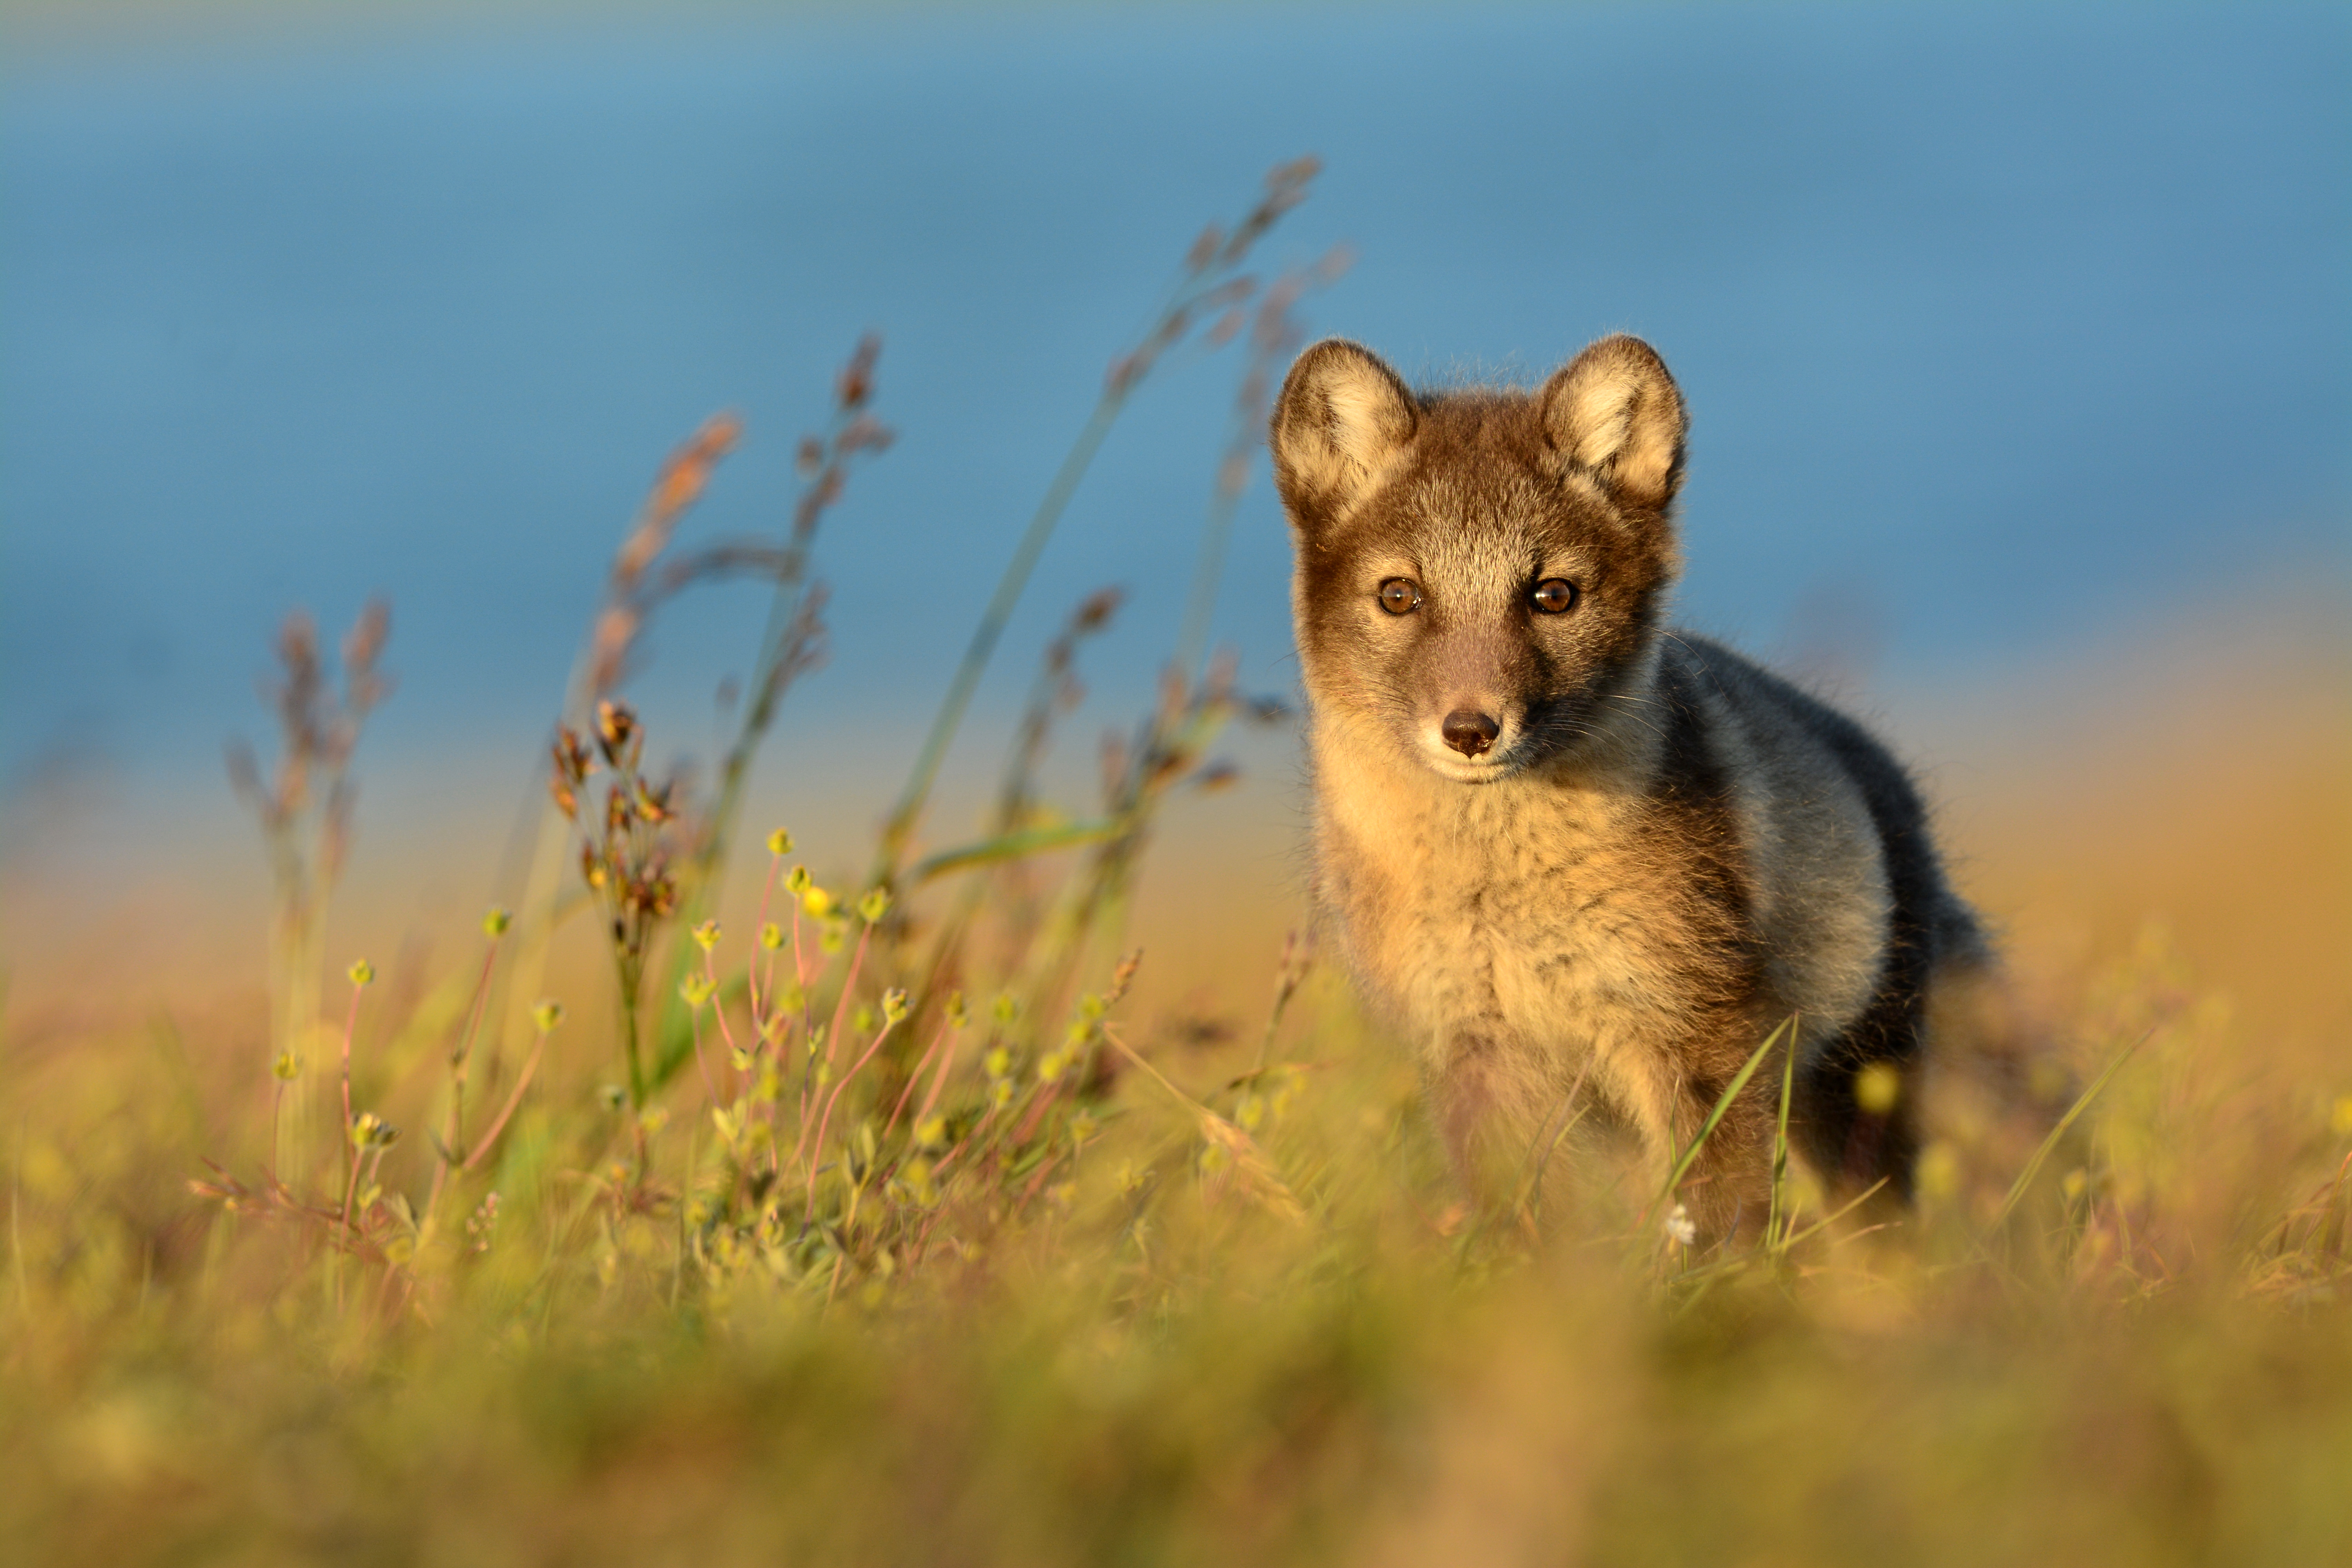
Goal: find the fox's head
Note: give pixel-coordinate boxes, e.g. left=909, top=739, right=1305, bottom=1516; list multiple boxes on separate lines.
left=1270, top=334, right=1688, bottom=784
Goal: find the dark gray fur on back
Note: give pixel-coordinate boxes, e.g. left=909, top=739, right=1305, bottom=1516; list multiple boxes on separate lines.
left=1668, top=635, right=1986, bottom=1196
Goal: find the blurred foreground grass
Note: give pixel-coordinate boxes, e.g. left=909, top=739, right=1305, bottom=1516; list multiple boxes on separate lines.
left=3, top=622, right=2347, bottom=1567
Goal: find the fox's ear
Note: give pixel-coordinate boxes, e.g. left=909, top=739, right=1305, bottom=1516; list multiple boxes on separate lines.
left=1538, top=335, right=1687, bottom=510
left=1270, top=339, right=1417, bottom=532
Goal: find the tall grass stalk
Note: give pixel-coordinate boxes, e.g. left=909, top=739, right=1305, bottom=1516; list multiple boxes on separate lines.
left=872, top=156, right=1322, bottom=886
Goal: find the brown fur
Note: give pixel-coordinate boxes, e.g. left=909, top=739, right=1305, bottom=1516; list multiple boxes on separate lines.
left=1272, top=336, right=1987, bottom=1241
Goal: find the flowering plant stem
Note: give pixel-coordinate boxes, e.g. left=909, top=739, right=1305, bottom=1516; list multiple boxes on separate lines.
left=873, top=398, right=1124, bottom=885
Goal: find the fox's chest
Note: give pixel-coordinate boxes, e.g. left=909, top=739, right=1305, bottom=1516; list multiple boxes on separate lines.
left=1316, top=776, right=1698, bottom=1065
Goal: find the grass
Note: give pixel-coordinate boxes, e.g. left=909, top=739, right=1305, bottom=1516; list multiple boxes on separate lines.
left=4, top=160, right=2351, bottom=1565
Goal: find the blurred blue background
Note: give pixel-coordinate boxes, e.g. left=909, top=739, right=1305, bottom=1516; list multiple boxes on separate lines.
left=3, top=1, right=2347, bottom=852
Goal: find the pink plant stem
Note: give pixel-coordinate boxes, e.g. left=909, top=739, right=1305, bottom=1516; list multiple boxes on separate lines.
left=882, top=1020, right=956, bottom=1143
left=792, top=919, right=875, bottom=1179
left=425, top=940, right=501, bottom=1223
left=803, top=1016, right=900, bottom=1221
left=931, top=1104, right=993, bottom=1176
left=463, top=1030, right=548, bottom=1172
left=703, top=948, right=739, bottom=1058
left=823, top=924, right=873, bottom=1076
left=791, top=903, right=815, bottom=1133
left=911, top=1022, right=966, bottom=1132
left=1013, top=1079, right=1062, bottom=1145
left=338, top=982, right=362, bottom=1210
left=748, top=855, right=782, bottom=1019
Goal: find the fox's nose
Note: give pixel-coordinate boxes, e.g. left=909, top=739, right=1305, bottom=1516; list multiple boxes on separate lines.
left=1441, top=710, right=1500, bottom=757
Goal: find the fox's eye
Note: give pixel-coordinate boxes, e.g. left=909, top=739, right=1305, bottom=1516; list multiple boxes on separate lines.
left=1530, top=578, right=1578, bottom=615
left=1377, top=578, right=1423, bottom=615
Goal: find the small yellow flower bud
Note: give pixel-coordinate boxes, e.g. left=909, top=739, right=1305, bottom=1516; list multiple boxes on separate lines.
left=639, top=1107, right=670, bottom=1136
left=270, top=1050, right=302, bottom=1082
left=1854, top=1062, right=1902, bottom=1116
left=915, top=1115, right=948, bottom=1149
left=482, top=906, right=512, bottom=938
left=1916, top=1140, right=1962, bottom=1201
left=984, top=1047, right=1011, bottom=1080
left=786, top=865, right=811, bottom=895
left=992, top=993, right=1018, bottom=1025
left=801, top=885, right=834, bottom=918
left=531, top=1000, right=566, bottom=1034
left=679, top=975, right=716, bottom=1009
left=347, top=959, right=376, bottom=987
left=858, top=887, right=891, bottom=924
left=945, top=991, right=969, bottom=1029
left=766, top=827, right=794, bottom=857
left=691, top=918, right=721, bottom=953
left=758, top=921, right=783, bottom=951
left=1036, top=1052, right=1067, bottom=1084
left=881, top=987, right=909, bottom=1025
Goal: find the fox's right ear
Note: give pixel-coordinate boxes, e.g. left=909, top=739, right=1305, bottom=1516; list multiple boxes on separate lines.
left=1270, top=339, right=1417, bottom=533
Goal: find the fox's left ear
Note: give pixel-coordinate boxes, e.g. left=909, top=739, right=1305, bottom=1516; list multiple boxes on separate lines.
left=1538, top=335, right=1687, bottom=511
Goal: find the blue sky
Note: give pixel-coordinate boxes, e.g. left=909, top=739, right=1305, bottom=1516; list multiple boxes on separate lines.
left=4, top=2, right=2345, bottom=833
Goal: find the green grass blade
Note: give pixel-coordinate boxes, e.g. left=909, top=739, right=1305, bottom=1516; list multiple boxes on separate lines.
left=1766, top=1011, right=1800, bottom=1252
left=1988, top=1026, right=2157, bottom=1234
left=908, top=818, right=1126, bottom=886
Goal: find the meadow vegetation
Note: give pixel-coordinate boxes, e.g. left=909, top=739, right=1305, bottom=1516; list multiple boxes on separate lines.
left=4, top=160, right=2349, bottom=1565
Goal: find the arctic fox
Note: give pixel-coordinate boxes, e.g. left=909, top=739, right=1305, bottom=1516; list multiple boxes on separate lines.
left=1270, top=334, right=1987, bottom=1239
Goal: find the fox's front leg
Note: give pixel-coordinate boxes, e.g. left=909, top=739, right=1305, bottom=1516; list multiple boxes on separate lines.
left=1658, top=1065, right=1777, bottom=1248
left=1430, top=1040, right=1500, bottom=1206
left=1428, top=1033, right=1556, bottom=1216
